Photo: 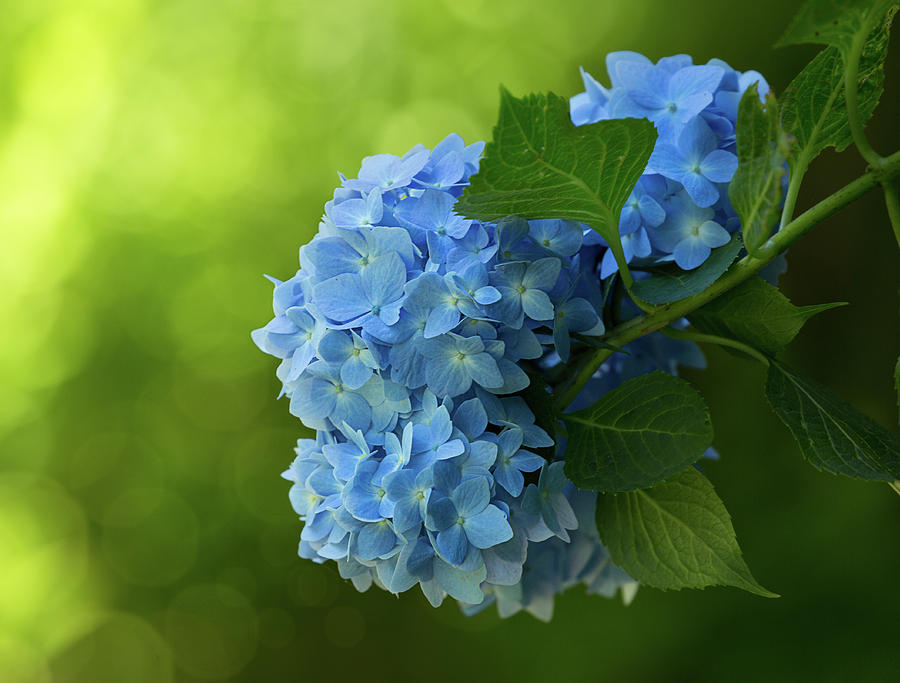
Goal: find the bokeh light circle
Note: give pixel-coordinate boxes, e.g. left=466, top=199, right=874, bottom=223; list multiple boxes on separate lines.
left=100, top=487, right=199, bottom=586
left=164, top=583, right=258, bottom=680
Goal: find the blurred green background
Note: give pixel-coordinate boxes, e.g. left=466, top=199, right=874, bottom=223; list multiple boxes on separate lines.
left=2, top=0, right=898, bottom=681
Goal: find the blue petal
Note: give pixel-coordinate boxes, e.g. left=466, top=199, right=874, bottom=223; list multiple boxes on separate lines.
left=673, top=236, right=711, bottom=270
left=494, top=464, right=525, bottom=497
left=360, top=253, right=406, bottom=309
left=391, top=498, right=422, bottom=534
left=698, top=220, right=731, bottom=248
left=433, top=557, right=486, bottom=604
left=452, top=398, right=488, bottom=441
left=290, top=378, right=336, bottom=421
left=464, top=505, right=513, bottom=549
left=701, top=149, right=738, bottom=183
left=680, top=173, right=719, bottom=208
left=523, top=257, right=561, bottom=291
left=426, top=495, right=457, bottom=531
left=435, top=523, right=468, bottom=566
left=521, top=289, right=554, bottom=321
left=406, top=536, right=435, bottom=580
left=451, top=477, right=490, bottom=517
left=314, top=273, right=369, bottom=323
left=340, top=357, right=374, bottom=390
left=466, top=352, right=503, bottom=389
left=432, top=460, right=461, bottom=494
left=424, top=303, right=460, bottom=338
left=356, top=521, right=397, bottom=561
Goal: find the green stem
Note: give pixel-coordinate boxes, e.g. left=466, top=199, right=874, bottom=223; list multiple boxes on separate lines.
left=659, top=327, right=770, bottom=367
left=779, top=155, right=807, bottom=228
left=844, top=17, right=884, bottom=169
left=881, top=180, right=900, bottom=249
left=557, top=148, right=900, bottom=410
left=891, top=481, right=900, bottom=497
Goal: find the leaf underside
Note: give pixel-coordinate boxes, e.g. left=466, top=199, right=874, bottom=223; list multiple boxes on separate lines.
left=765, top=360, right=900, bottom=481
left=729, top=85, right=788, bottom=255
left=779, top=9, right=894, bottom=170
left=689, top=276, right=846, bottom=356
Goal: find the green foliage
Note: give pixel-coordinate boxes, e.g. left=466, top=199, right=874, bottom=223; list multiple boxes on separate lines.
left=779, top=11, right=894, bottom=170
left=776, top=0, right=896, bottom=52
left=595, top=468, right=777, bottom=597
left=689, top=276, right=846, bottom=356
left=765, top=361, right=900, bottom=481
left=729, top=85, right=789, bottom=255
left=629, top=233, right=743, bottom=305
left=455, top=88, right=656, bottom=282
left=563, top=372, right=712, bottom=492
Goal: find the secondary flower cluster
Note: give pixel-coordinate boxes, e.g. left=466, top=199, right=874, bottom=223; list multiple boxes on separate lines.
left=254, top=53, right=769, bottom=619
left=571, top=52, right=769, bottom=273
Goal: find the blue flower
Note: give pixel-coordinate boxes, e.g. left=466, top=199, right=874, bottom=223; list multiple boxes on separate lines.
left=521, top=462, right=579, bottom=542
left=572, top=53, right=775, bottom=272
left=425, top=476, right=513, bottom=566
left=343, top=148, right=430, bottom=193
left=489, top=257, right=561, bottom=327
left=317, top=330, right=379, bottom=389
left=607, top=53, right=724, bottom=139
left=312, top=252, right=407, bottom=329
left=649, top=117, right=738, bottom=207
left=652, top=193, right=731, bottom=270
left=492, top=430, right=544, bottom=496
left=421, top=333, right=504, bottom=397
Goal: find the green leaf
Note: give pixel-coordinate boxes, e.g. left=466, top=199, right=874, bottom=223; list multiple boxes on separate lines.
left=765, top=360, right=900, bottom=481
left=689, top=276, right=846, bottom=356
left=776, top=0, right=896, bottom=51
left=729, top=85, right=789, bottom=255
left=455, top=88, right=657, bottom=280
left=595, top=468, right=777, bottom=597
left=629, top=233, right=743, bottom=305
left=563, top=371, right=713, bottom=492
left=779, top=10, right=894, bottom=170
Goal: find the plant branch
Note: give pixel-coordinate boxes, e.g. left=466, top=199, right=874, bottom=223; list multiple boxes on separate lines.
left=659, top=327, right=771, bottom=367
left=558, top=148, right=900, bottom=410
left=881, top=180, right=900, bottom=249
left=844, top=16, right=885, bottom=169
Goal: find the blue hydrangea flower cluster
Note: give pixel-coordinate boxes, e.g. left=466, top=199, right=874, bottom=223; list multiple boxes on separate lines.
left=254, top=53, right=769, bottom=620
left=571, top=52, right=769, bottom=273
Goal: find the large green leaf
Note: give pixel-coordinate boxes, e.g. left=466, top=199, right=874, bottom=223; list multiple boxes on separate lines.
left=779, top=11, right=894, bottom=171
left=629, top=233, right=743, bottom=305
left=563, top=371, right=713, bottom=493
left=455, top=88, right=656, bottom=279
left=689, top=276, right=846, bottom=356
left=776, top=0, right=895, bottom=52
left=766, top=360, right=900, bottom=480
left=729, top=85, right=789, bottom=255
left=595, top=468, right=777, bottom=597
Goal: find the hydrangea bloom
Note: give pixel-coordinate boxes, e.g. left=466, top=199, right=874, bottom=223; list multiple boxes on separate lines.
left=571, top=52, right=769, bottom=273
left=254, top=53, right=770, bottom=620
